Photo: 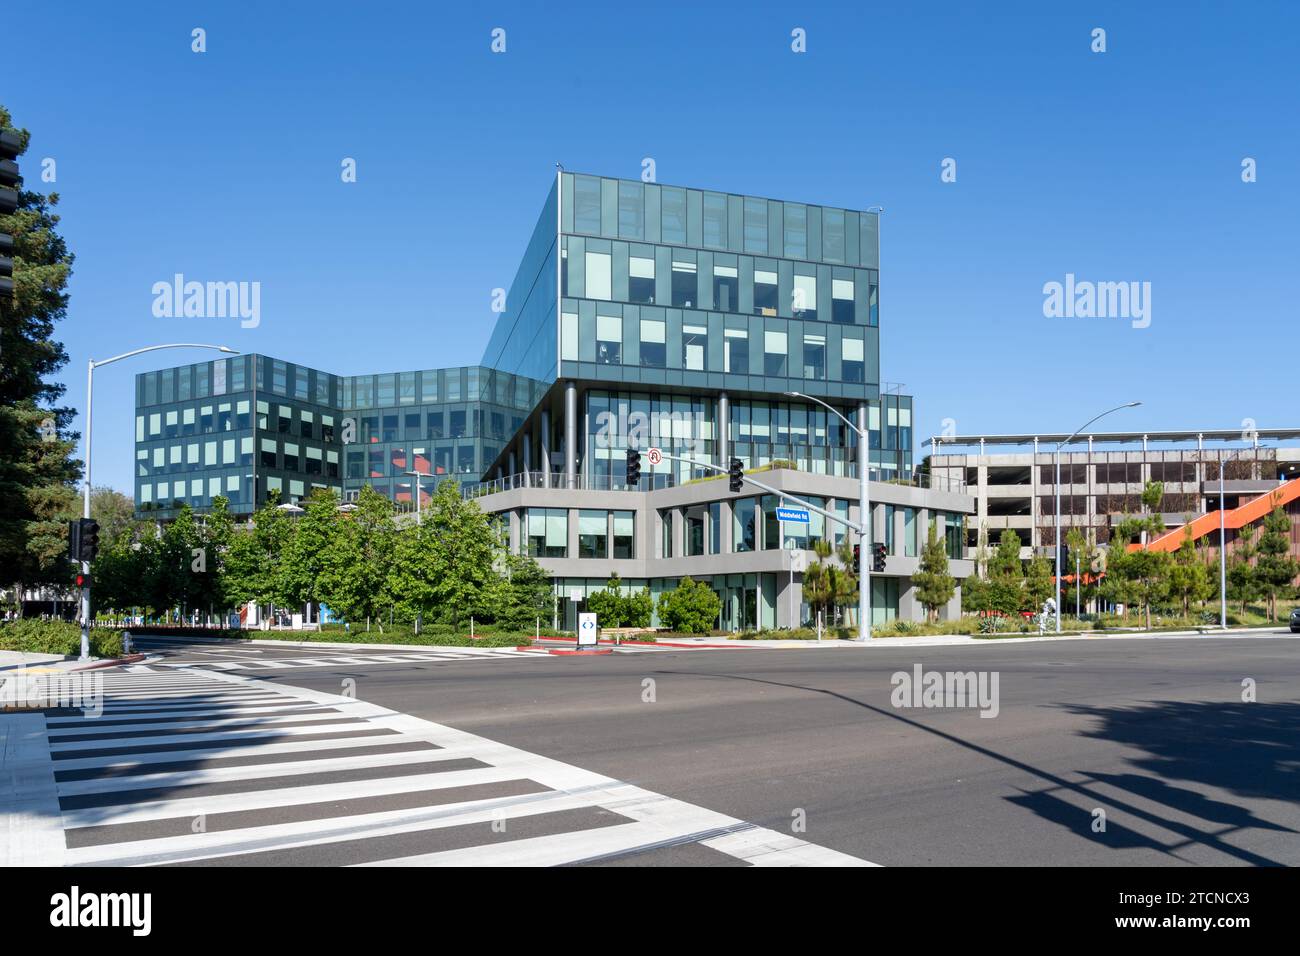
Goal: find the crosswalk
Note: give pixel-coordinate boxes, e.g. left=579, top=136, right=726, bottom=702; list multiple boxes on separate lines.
left=13, top=668, right=872, bottom=867
left=127, top=642, right=680, bottom=673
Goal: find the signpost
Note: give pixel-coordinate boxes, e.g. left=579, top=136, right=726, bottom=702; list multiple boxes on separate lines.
left=577, top=612, right=598, bottom=648
left=645, top=447, right=663, bottom=466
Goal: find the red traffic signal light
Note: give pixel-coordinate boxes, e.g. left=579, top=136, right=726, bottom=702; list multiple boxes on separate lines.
left=74, top=571, right=92, bottom=589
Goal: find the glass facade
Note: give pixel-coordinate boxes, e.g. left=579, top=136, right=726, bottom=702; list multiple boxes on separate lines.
left=135, top=355, right=543, bottom=517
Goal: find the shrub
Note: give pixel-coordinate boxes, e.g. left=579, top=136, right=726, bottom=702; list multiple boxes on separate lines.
left=656, top=577, right=722, bottom=634
left=0, top=620, right=124, bottom=658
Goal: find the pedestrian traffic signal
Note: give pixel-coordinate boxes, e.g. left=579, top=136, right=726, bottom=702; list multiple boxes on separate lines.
left=1058, top=544, right=1070, bottom=574
left=872, top=543, right=888, bottom=573
left=852, top=544, right=861, bottom=573
left=728, top=458, right=743, bottom=493
left=74, top=571, right=92, bottom=589
left=626, top=448, right=641, bottom=486
left=76, top=518, right=100, bottom=563
left=67, top=520, right=82, bottom=563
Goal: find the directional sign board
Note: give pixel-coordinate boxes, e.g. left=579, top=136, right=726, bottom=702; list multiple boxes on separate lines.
left=577, top=612, right=598, bottom=647
left=775, top=506, right=810, bottom=523
left=646, top=447, right=663, bottom=466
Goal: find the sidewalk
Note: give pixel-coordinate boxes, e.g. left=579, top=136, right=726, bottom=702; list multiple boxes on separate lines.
left=0, top=650, right=145, bottom=673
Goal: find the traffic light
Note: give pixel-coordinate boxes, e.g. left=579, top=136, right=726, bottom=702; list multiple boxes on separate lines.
left=67, top=519, right=82, bottom=562
left=852, top=544, right=861, bottom=574
left=76, top=518, right=100, bottom=563
left=872, top=543, right=888, bottom=573
left=1058, top=544, right=1070, bottom=575
left=728, top=458, right=743, bottom=493
left=626, top=448, right=641, bottom=486
left=74, top=571, right=92, bottom=589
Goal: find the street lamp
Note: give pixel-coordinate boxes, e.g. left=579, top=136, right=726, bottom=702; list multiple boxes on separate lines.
left=79, top=343, right=238, bottom=659
left=1053, top=401, right=1141, bottom=633
left=785, top=390, right=871, bottom=641
left=404, top=469, right=435, bottom=524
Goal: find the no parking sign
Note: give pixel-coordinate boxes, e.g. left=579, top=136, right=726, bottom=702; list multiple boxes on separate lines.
left=578, top=612, right=598, bottom=647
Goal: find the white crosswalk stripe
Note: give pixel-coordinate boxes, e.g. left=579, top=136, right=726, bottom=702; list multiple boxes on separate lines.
left=4, top=668, right=874, bottom=867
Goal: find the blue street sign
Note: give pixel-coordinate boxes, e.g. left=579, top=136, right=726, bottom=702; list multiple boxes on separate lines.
left=775, top=507, right=810, bottom=523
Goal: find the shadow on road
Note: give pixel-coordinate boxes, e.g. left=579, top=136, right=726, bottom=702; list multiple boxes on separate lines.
left=654, top=670, right=1296, bottom=865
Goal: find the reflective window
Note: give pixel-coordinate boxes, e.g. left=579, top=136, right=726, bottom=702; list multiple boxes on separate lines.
left=640, top=318, right=666, bottom=367
left=578, top=509, right=608, bottom=558
left=671, top=260, right=696, bottom=308
left=661, top=187, right=687, bottom=244
left=613, top=511, right=635, bottom=558
left=843, top=337, right=865, bottom=383
left=832, top=278, right=855, bottom=323
left=713, top=264, right=739, bottom=312
left=764, top=330, right=788, bottom=376
left=683, top=323, right=707, bottom=371
left=586, top=251, right=612, bottom=300
left=793, top=275, right=817, bottom=319
left=527, top=508, right=568, bottom=558
left=703, top=193, right=727, bottom=248
left=597, top=314, right=622, bottom=365
left=629, top=256, right=655, bottom=303
left=733, top=498, right=757, bottom=552
left=725, top=328, right=749, bottom=373
left=803, top=333, right=826, bottom=379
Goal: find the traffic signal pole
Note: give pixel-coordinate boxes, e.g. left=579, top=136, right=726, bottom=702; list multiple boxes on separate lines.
left=79, top=359, right=94, bottom=660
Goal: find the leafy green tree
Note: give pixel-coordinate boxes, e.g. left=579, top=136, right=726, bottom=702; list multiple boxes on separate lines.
left=0, top=105, right=81, bottom=608
left=1169, top=525, right=1212, bottom=616
left=1227, top=520, right=1259, bottom=613
left=657, top=576, right=721, bottom=633
left=494, top=551, right=554, bottom=631
left=319, top=486, right=396, bottom=630
left=90, top=487, right=136, bottom=553
left=1062, top=527, right=1098, bottom=613
left=586, top=573, right=628, bottom=627
left=420, top=479, right=500, bottom=626
left=1254, top=506, right=1299, bottom=622
left=224, top=491, right=295, bottom=616
left=278, top=488, right=340, bottom=621
left=986, top=530, right=1026, bottom=615
left=1023, top=554, right=1053, bottom=612
left=913, top=520, right=955, bottom=622
left=1105, top=514, right=1171, bottom=628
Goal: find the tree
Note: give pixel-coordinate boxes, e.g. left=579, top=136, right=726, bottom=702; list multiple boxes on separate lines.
left=420, top=480, right=501, bottom=626
left=1169, top=525, right=1212, bottom=617
left=1105, top=514, right=1170, bottom=628
left=0, top=105, right=81, bottom=609
left=1062, top=527, right=1098, bottom=614
left=1227, top=520, right=1259, bottom=613
left=913, top=519, right=955, bottom=622
left=89, top=487, right=136, bottom=553
left=494, top=551, right=553, bottom=631
left=802, top=540, right=837, bottom=624
left=1254, top=506, right=1299, bottom=623
left=278, top=488, right=340, bottom=620
left=319, top=486, right=396, bottom=630
left=1023, top=554, right=1053, bottom=612
left=587, top=573, right=628, bottom=627
left=657, top=576, right=721, bottom=633
left=986, top=530, right=1025, bottom=615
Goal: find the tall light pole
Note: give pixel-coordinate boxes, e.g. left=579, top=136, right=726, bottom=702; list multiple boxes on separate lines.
left=80, top=343, right=238, bottom=658
left=785, top=390, right=872, bottom=641
left=404, top=469, right=435, bottom=524
left=1053, top=402, right=1141, bottom=632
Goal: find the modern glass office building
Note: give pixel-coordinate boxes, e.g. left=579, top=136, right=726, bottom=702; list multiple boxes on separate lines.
left=133, top=171, right=971, bottom=626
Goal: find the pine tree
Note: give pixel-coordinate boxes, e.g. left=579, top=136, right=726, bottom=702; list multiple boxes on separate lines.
left=913, top=519, right=955, bottom=622
left=1255, top=506, right=1299, bottom=622
left=0, top=105, right=81, bottom=608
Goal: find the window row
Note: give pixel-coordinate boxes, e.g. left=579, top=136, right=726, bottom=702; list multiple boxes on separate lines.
left=137, top=399, right=253, bottom=441
left=140, top=438, right=341, bottom=477
left=351, top=407, right=523, bottom=444
left=562, top=239, right=877, bottom=325
left=345, top=444, right=481, bottom=480
left=523, top=508, right=636, bottom=559
left=563, top=173, right=879, bottom=268
left=561, top=304, right=874, bottom=381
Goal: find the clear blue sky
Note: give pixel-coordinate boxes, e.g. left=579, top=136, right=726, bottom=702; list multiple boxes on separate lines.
left=9, top=0, right=1296, bottom=494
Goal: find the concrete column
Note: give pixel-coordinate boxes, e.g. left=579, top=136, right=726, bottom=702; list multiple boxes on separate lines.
left=508, top=450, right=516, bottom=483
left=522, top=432, right=532, bottom=488
left=540, top=409, right=552, bottom=488
left=564, top=381, right=578, bottom=489
left=717, top=391, right=730, bottom=466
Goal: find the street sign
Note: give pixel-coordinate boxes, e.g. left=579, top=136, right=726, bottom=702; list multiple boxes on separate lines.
left=789, top=549, right=808, bottom=572
left=646, top=446, right=663, bottom=466
left=775, top=506, right=810, bottom=523
left=577, top=612, right=598, bottom=647
left=569, top=588, right=583, bottom=603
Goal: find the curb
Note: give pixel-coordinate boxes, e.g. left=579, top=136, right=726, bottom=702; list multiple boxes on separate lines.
left=547, top=648, right=614, bottom=656
left=127, top=634, right=532, bottom=654
left=71, top=654, right=147, bottom=671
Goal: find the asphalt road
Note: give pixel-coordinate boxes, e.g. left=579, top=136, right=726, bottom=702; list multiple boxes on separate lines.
left=168, top=632, right=1300, bottom=866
